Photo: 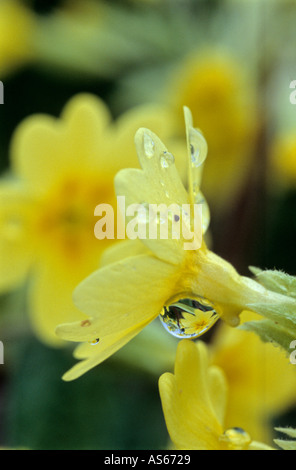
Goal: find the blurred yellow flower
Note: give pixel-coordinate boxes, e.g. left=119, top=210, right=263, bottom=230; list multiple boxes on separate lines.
left=159, top=339, right=273, bottom=450
left=56, top=107, right=292, bottom=381
left=0, top=93, right=176, bottom=346
left=0, top=0, right=36, bottom=76
left=211, top=312, right=296, bottom=445
left=270, top=132, right=296, bottom=187
left=166, top=51, right=257, bottom=212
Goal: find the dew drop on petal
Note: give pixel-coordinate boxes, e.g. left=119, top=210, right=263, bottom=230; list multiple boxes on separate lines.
left=222, top=427, right=251, bottom=449
left=136, top=203, right=150, bottom=224
left=159, top=297, right=220, bottom=339
left=143, top=132, right=155, bottom=158
left=189, top=127, right=207, bottom=168
left=89, top=338, right=100, bottom=345
left=160, top=151, right=175, bottom=169
left=194, top=191, right=210, bottom=234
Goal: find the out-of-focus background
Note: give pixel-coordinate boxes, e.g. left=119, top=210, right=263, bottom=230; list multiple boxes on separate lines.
left=1, top=0, right=296, bottom=450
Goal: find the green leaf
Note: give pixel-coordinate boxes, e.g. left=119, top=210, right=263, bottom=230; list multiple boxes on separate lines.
left=275, top=427, right=296, bottom=439
left=274, top=427, right=296, bottom=450
left=250, top=267, right=296, bottom=300
left=240, top=319, right=296, bottom=354
left=245, top=299, right=296, bottom=330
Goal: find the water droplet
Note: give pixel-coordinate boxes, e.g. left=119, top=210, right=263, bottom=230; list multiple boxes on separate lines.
left=194, top=191, right=210, bottom=234
left=159, top=297, right=220, bottom=339
left=221, top=427, right=251, bottom=450
left=143, top=132, right=155, bottom=158
left=189, top=127, right=207, bottom=168
left=89, top=338, right=100, bottom=345
left=156, top=212, right=167, bottom=225
left=136, top=203, right=149, bottom=224
left=160, top=151, right=175, bottom=169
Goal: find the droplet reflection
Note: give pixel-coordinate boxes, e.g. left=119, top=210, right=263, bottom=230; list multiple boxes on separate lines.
left=159, top=297, right=220, bottom=339
left=143, top=132, right=155, bottom=158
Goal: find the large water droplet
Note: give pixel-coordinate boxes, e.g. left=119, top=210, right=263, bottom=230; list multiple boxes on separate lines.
left=143, top=132, right=155, bottom=158
left=159, top=297, right=220, bottom=339
left=160, top=151, right=175, bottom=169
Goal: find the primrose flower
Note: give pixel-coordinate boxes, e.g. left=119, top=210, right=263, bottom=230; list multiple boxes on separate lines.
left=270, top=132, right=296, bottom=188
left=0, top=93, right=177, bottom=346
left=0, top=0, right=36, bottom=76
left=159, top=339, right=273, bottom=450
left=56, top=107, right=296, bottom=381
left=166, top=52, right=256, bottom=211
left=211, top=312, right=296, bottom=445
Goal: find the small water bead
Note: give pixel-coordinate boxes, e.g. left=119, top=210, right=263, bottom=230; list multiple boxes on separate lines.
left=156, top=212, right=167, bottom=225
left=89, top=338, right=100, bottom=345
left=136, top=203, right=150, bottom=224
left=189, top=127, right=207, bottom=168
left=221, top=427, right=251, bottom=450
left=159, top=297, right=220, bottom=339
left=194, top=191, right=210, bottom=234
left=143, top=132, right=155, bottom=158
left=160, top=151, right=175, bottom=169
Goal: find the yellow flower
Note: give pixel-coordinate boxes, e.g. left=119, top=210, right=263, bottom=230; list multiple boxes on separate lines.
left=210, top=312, right=296, bottom=445
left=165, top=51, right=257, bottom=212
left=56, top=107, right=294, bottom=380
left=159, top=339, right=273, bottom=450
left=0, top=93, right=176, bottom=346
left=0, top=0, right=36, bottom=76
left=270, top=132, right=296, bottom=188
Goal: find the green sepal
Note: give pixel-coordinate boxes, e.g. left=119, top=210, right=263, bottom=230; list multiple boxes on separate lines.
left=274, top=428, right=296, bottom=450
left=240, top=319, right=296, bottom=354
left=249, top=266, right=296, bottom=300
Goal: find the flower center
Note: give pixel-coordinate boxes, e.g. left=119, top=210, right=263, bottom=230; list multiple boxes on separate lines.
left=35, top=174, right=116, bottom=263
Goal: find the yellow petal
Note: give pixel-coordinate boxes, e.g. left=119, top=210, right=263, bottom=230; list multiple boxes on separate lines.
left=28, top=261, right=86, bottom=347
left=109, top=103, right=181, bottom=173
left=100, top=239, right=150, bottom=267
left=11, top=94, right=112, bottom=193
left=159, top=340, right=225, bottom=450
left=56, top=254, right=179, bottom=342
left=115, top=128, right=196, bottom=266
left=211, top=312, right=296, bottom=444
left=207, top=365, right=228, bottom=427
left=0, top=182, right=34, bottom=290
left=0, top=0, right=35, bottom=76
left=61, top=319, right=152, bottom=381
